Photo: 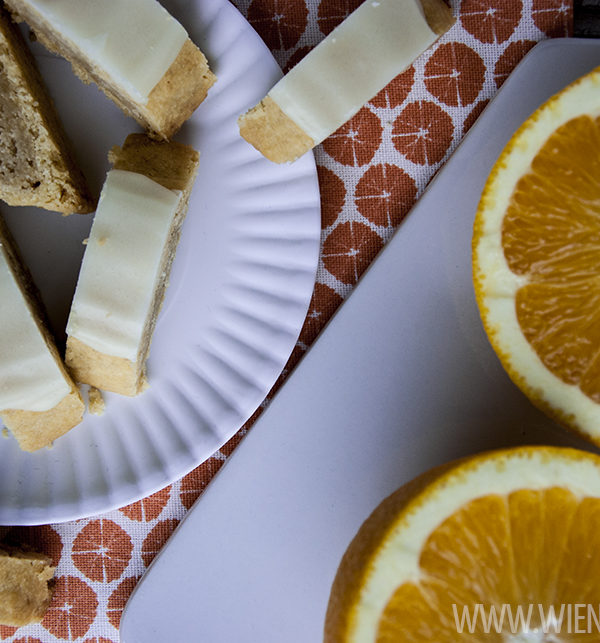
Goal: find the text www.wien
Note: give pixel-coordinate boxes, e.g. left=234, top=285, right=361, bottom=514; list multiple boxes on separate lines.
left=453, top=603, right=600, bottom=635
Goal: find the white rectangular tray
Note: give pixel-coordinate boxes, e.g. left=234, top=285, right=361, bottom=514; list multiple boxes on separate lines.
left=121, top=39, right=600, bottom=643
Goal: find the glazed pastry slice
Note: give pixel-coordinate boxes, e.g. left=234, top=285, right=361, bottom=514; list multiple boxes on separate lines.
left=4, top=0, right=217, bottom=139
left=239, top=0, right=454, bottom=163
left=66, top=134, right=199, bottom=396
left=0, top=545, right=55, bottom=626
left=0, top=4, right=93, bottom=214
left=0, top=216, right=84, bottom=452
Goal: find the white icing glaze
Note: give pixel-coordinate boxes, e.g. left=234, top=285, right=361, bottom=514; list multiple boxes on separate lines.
left=268, top=0, right=437, bottom=144
left=0, top=242, right=70, bottom=412
left=23, top=0, right=187, bottom=103
left=66, top=169, right=182, bottom=362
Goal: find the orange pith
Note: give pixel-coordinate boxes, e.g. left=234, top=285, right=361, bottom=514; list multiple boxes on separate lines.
left=377, top=488, right=600, bottom=641
left=501, top=114, right=600, bottom=401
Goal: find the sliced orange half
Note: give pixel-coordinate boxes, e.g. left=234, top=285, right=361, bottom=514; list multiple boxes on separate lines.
left=473, top=66, right=600, bottom=444
left=324, top=446, right=600, bottom=642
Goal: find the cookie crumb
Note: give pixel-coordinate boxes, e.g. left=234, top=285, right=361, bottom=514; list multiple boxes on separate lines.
left=88, top=387, right=105, bottom=416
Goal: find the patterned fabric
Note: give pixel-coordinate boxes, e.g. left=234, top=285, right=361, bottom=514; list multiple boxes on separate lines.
left=1, top=1, right=572, bottom=641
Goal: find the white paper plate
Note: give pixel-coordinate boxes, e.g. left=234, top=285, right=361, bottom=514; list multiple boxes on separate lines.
left=0, top=0, right=320, bottom=525
left=120, top=39, right=600, bottom=643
